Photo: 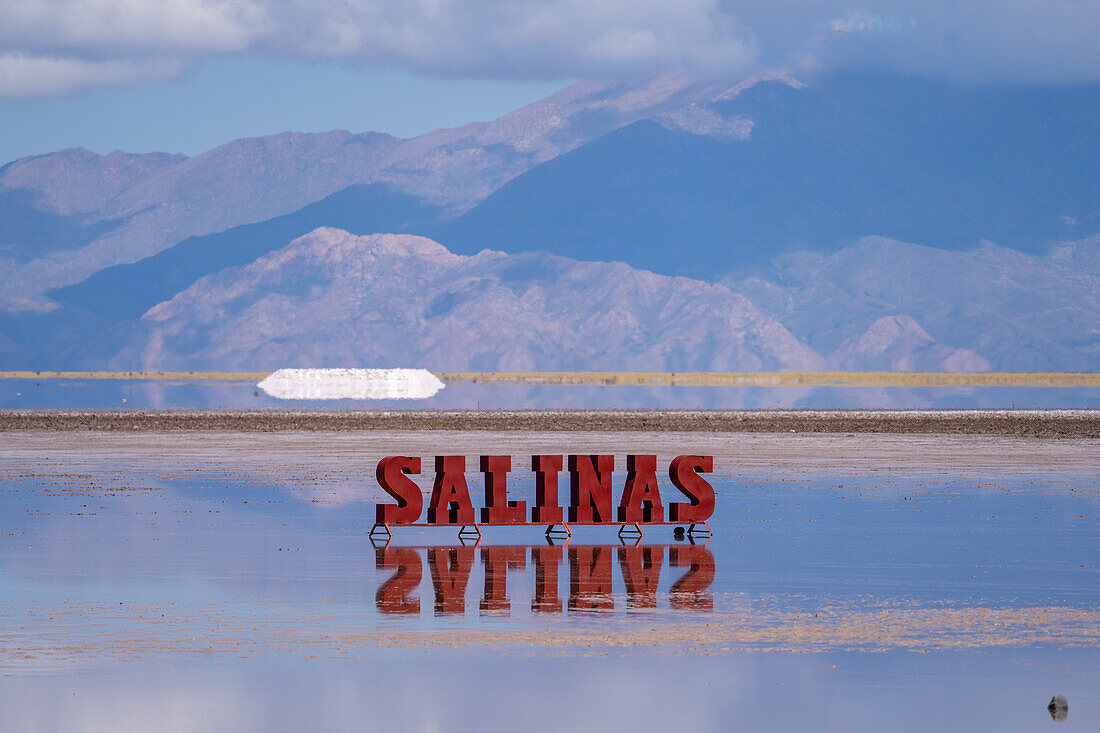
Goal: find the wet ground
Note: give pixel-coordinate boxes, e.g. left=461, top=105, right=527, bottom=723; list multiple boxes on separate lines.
left=1, top=430, right=1097, bottom=731
left=3, top=408, right=1098, bottom=437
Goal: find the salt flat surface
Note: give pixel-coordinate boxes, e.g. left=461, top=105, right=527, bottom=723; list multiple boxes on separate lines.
left=2, top=431, right=1096, bottom=507
left=2, top=429, right=1098, bottom=732
left=257, top=368, right=444, bottom=400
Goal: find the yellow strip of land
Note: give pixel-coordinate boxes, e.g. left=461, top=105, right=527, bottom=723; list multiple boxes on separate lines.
left=436, top=371, right=1100, bottom=387
left=0, top=370, right=1097, bottom=387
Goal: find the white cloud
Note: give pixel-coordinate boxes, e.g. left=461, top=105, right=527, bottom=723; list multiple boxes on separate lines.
left=1, top=0, right=1099, bottom=97
left=253, top=0, right=757, bottom=78
left=771, top=0, right=1100, bottom=84
left=0, top=0, right=263, bottom=55
left=0, top=0, right=759, bottom=95
left=0, top=53, right=184, bottom=97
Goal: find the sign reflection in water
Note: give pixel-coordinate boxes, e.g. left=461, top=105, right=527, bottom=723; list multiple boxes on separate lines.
left=374, top=542, right=715, bottom=616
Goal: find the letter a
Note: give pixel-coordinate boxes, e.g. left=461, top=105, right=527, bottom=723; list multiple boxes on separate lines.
left=618, top=454, right=664, bottom=523
left=427, top=455, right=476, bottom=525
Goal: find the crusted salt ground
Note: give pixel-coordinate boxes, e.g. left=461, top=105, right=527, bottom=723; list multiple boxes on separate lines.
left=257, top=368, right=444, bottom=400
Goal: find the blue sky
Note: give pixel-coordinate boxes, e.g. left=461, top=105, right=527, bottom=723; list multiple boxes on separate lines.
left=0, top=57, right=568, bottom=165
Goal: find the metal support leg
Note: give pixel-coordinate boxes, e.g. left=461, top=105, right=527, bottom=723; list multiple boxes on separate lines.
left=687, top=521, right=712, bottom=536
left=457, top=524, right=482, bottom=546
left=368, top=522, right=393, bottom=538
left=545, top=523, right=572, bottom=537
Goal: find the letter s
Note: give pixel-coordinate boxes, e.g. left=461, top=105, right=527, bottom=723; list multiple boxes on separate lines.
left=667, top=455, right=714, bottom=523
left=375, top=456, right=423, bottom=524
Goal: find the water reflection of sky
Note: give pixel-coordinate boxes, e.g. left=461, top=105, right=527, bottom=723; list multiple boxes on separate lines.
left=2, top=377, right=1098, bottom=409
left=1, top=433, right=1098, bottom=731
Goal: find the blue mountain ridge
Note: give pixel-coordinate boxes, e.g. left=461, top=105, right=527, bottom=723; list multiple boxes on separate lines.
left=48, top=74, right=1100, bottom=316
left=0, top=189, right=127, bottom=263
left=4, top=73, right=1098, bottom=371
left=429, top=74, right=1100, bottom=279
left=50, top=184, right=442, bottom=320
left=1, top=184, right=440, bottom=369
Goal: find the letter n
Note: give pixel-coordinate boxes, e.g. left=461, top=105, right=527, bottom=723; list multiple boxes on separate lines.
left=568, top=454, right=614, bottom=523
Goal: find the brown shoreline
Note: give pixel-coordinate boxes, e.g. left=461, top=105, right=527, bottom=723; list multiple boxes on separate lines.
left=1, top=409, right=1098, bottom=437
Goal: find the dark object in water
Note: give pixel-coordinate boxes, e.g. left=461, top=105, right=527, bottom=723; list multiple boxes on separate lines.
left=673, top=526, right=686, bottom=539
left=1048, top=694, right=1068, bottom=722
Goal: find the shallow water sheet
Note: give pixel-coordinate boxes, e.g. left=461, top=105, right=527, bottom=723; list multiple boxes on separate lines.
left=0, top=429, right=1097, bottom=732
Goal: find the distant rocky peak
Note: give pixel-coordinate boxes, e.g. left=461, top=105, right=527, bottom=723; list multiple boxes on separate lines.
left=126, top=227, right=823, bottom=372
left=435, top=69, right=799, bottom=161
left=267, top=228, right=461, bottom=268
left=831, top=315, right=991, bottom=372
left=0, top=148, right=189, bottom=215
left=855, top=314, right=934, bottom=344
left=657, top=105, right=753, bottom=139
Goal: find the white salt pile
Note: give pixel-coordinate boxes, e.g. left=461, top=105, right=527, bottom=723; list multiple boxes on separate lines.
left=257, top=368, right=445, bottom=400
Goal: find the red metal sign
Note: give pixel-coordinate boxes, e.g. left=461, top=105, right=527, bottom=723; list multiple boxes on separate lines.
left=371, top=454, right=714, bottom=538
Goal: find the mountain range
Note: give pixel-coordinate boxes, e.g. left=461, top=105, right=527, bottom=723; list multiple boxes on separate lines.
left=119, top=228, right=824, bottom=372
left=1, top=72, right=1097, bottom=372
